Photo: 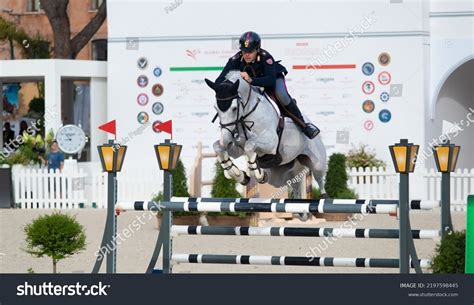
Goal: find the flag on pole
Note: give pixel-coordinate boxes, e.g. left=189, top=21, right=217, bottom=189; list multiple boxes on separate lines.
left=98, top=120, right=117, bottom=140
left=153, top=120, right=173, bottom=140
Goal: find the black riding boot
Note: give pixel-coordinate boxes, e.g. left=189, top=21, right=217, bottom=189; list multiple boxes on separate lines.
left=286, top=99, right=320, bottom=139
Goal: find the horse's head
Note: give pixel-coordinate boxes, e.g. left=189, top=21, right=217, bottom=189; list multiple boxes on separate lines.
left=205, top=77, right=242, bottom=148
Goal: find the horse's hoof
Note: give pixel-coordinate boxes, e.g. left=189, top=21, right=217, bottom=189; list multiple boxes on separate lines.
left=320, top=193, right=329, bottom=199
left=294, top=213, right=310, bottom=222
left=257, top=171, right=268, bottom=184
left=240, top=172, right=251, bottom=186
left=224, top=170, right=232, bottom=179
left=199, top=215, right=209, bottom=226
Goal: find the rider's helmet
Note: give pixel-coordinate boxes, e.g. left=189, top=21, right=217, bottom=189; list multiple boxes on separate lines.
left=239, top=31, right=261, bottom=52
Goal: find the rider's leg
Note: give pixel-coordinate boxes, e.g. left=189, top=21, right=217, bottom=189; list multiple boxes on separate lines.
left=274, top=76, right=320, bottom=139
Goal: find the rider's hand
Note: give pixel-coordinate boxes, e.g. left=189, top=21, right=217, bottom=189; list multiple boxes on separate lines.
left=240, top=72, right=252, bottom=83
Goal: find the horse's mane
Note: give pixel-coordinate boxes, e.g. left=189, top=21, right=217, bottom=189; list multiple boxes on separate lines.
left=225, top=70, right=243, bottom=83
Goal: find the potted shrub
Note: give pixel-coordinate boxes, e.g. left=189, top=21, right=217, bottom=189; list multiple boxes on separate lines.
left=315, top=153, right=357, bottom=221
left=430, top=231, right=466, bottom=273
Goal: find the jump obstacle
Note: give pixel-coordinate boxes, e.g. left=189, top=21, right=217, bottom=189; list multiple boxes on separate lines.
left=117, top=195, right=444, bottom=274
left=91, top=138, right=467, bottom=274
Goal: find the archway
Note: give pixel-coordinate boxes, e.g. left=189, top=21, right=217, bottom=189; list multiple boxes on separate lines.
left=429, top=59, right=474, bottom=169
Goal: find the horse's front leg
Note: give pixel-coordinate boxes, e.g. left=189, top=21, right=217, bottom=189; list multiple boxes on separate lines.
left=213, top=141, right=250, bottom=185
left=244, top=133, right=277, bottom=183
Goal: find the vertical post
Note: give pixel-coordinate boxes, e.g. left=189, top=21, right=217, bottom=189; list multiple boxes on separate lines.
left=441, top=172, right=453, bottom=238
left=399, top=172, right=410, bottom=274
left=466, top=195, right=474, bottom=274
left=162, top=139, right=173, bottom=274
left=105, top=139, right=117, bottom=274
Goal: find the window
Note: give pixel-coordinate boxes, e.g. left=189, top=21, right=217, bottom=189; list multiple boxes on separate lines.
left=26, top=0, right=41, bottom=12
left=92, top=39, right=107, bottom=61
left=90, top=0, right=104, bottom=11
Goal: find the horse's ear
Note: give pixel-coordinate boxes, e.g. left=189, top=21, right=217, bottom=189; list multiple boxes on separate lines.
left=231, top=79, right=240, bottom=91
left=205, top=78, right=216, bottom=91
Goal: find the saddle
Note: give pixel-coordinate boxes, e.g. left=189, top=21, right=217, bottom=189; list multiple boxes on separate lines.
left=255, top=93, right=285, bottom=169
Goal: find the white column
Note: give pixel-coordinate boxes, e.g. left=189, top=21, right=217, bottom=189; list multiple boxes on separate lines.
left=44, top=73, right=62, bottom=135
left=90, top=77, right=107, bottom=162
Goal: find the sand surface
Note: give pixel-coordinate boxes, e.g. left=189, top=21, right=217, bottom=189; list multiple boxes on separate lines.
left=0, top=208, right=466, bottom=274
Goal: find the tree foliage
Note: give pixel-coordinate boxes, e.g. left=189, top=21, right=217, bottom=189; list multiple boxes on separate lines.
left=24, top=212, right=86, bottom=273
left=325, top=153, right=357, bottom=199
left=346, top=144, right=386, bottom=169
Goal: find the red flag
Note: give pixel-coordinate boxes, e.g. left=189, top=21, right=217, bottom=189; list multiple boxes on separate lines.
left=154, top=120, right=173, bottom=139
left=98, top=120, right=116, bottom=139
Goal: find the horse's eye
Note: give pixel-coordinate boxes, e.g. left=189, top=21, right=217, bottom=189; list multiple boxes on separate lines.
left=232, top=107, right=237, bottom=112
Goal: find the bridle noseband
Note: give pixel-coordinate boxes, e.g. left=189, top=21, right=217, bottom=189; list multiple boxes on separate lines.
left=212, top=83, right=261, bottom=141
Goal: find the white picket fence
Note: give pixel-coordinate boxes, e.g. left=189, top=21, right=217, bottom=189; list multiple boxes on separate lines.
left=12, top=164, right=160, bottom=209
left=12, top=166, right=88, bottom=209
left=347, top=167, right=398, bottom=199
left=424, top=168, right=474, bottom=210
left=10, top=165, right=474, bottom=210
left=347, top=166, right=474, bottom=211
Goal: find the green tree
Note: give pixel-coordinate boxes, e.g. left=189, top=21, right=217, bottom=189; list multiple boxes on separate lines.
left=0, top=17, right=50, bottom=59
left=24, top=212, right=86, bottom=273
left=211, top=160, right=241, bottom=198
left=171, top=159, right=190, bottom=197
left=153, top=159, right=189, bottom=200
left=346, top=144, right=386, bottom=169
left=431, top=231, right=466, bottom=273
left=325, top=153, right=357, bottom=199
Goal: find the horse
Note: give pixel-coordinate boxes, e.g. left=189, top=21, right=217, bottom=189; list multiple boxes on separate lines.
left=205, top=70, right=327, bottom=198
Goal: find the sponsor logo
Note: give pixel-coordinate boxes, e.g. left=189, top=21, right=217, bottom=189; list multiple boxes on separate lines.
left=362, top=62, right=375, bottom=76
left=362, top=100, right=375, bottom=113
left=362, top=81, right=375, bottom=94
left=380, top=91, right=390, bottom=102
left=137, top=93, right=149, bottom=106
left=137, top=111, right=149, bottom=124
left=152, top=102, right=164, bottom=115
left=379, top=109, right=392, bottom=123
left=137, top=75, right=148, bottom=88
left=364, top=120, right=374, bottom=131
left=137, top=57, right=148, bottom=69
left=152, top=84, right=164, bottom=97
left=378, top=52, right=391, bottom=66
left=378, top=71, right=391, bottom=85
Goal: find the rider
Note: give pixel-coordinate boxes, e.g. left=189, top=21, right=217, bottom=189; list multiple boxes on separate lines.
left=215, top=31, right=320, bottom=139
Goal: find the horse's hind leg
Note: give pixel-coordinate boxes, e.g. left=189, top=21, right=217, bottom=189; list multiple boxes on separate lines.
left=213, top=141, right=250, bottom=185
left=314, top=175, right=328, bottom=198
left=297, top=154, right=327, bottom=198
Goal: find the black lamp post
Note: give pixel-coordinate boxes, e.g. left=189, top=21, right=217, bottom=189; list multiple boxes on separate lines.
left=389, top=139, right=419, bottom=274
left=154, top=139, right=182, bottom=274
left=433, top=140, right=460, bottom=238
left=97, top=140, right=127, bottom=273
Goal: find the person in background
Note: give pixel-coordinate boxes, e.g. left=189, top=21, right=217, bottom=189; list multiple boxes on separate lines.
left=3, top=122, right=15, bottom=147
left=42, top=141, right=65, bottom=172
left=19, top=120, right=28, bottom=136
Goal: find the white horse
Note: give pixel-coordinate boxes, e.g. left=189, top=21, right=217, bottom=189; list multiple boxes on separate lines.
left=205, top=71, right=327, bottom=196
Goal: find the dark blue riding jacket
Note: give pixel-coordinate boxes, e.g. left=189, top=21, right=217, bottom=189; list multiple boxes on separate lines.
left=215, top=49, right=288, bottom=89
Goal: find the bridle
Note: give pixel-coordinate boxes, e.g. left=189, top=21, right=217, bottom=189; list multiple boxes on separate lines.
left=212, top=82, right=261, bottom=141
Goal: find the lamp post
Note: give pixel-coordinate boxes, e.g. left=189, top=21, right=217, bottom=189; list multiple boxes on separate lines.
left=97, top=140, right=127, bottom=273
left=433, top=140, right=460, bottom=238
left=389, top=139, right=419, bottom=274
left=154, top=139, right=182, bottom=274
